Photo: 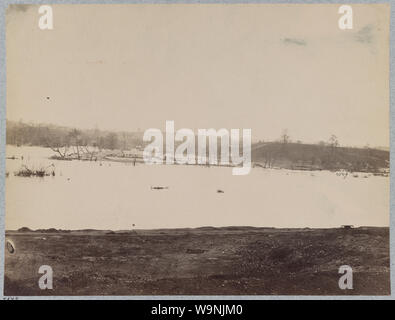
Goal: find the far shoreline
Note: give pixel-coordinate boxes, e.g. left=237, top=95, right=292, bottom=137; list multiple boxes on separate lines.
left=5, top=225, right=389, bottom=234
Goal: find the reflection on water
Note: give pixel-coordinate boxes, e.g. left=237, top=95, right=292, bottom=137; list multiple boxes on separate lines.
left=5, top=145, right=389, bottom=230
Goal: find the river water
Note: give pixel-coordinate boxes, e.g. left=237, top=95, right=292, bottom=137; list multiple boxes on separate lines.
left=5, top=145, right=389, bottom=230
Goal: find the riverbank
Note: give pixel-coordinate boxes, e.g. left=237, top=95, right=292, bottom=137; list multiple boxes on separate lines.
left=4, top=226, right=390, bottom=295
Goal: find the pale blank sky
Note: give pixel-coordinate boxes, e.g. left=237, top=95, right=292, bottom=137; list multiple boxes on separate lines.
left=6, top=4, right=390, bottom=147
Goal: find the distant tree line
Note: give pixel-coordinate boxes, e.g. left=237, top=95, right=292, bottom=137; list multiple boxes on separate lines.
left=6, top=121, right=389, bottom=172
left=6, top=120, right=143, bottom=152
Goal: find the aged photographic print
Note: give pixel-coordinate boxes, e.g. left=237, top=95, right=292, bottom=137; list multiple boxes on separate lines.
left=3, top=3, right=390, bottom=296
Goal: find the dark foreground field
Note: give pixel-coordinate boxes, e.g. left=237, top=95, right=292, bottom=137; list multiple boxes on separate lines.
left=4, top=227, right=390, bottom=295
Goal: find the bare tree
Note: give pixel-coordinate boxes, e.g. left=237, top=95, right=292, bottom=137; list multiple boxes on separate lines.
left=68, top=129, right=83, bottom=160
left=81, top=145, right=97, bottom=161
left=104, top=132, right=119, bottom=150
left=329, top=134, right=339, bottom=154
left=281, top=129, right=290, bottom=144
left=43, top=128, right=71, bottom=159
left=50, top=146, right=70, bottom=159
left=120, top=132, right=128, bottom=156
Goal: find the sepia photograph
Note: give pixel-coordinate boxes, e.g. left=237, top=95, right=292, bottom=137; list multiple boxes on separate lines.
left=2, top=3, right=391, bottom=296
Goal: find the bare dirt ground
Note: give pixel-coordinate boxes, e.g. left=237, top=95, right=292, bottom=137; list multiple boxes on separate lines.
left=4, top=227, right=390, bottom=296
